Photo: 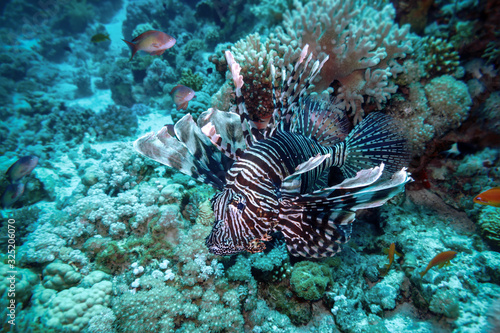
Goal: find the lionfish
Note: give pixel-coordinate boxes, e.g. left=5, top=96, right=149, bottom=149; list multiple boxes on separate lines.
left=134, top=46, right=412, bottom=258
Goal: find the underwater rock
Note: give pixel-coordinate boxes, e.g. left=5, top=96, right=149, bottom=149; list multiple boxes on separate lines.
left=32, top=167, right=59, bottom=202
left=81, top=169, right=99, bottom=187
left=429, top=289, right=460, bottom=319
left=13, top=99, right=33, bottom=115
left=74, top=69, right=93, bottom=98
left=366, top=271, right=405, bottom=310
left=475, top=251, right=500, bottom=285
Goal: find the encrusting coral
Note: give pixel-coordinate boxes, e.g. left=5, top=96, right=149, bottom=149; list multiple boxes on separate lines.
left=414, top=36, right=460, bottom=77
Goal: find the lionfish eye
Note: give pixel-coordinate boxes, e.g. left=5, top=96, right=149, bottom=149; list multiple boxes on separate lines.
left=237, top=202, right=245, bottom=210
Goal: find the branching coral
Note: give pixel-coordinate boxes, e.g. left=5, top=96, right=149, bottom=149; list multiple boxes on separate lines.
left=278, top=0, right=413, bottom=123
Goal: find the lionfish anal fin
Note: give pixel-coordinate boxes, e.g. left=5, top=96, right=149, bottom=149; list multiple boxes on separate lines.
left=278, top=165, right=412, bottom=258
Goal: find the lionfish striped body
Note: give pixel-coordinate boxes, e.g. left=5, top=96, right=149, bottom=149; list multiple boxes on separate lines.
left=134, top=46, right=412, bottom=258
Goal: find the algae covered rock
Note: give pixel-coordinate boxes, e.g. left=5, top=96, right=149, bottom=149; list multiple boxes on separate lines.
left=267, top=284, right=312, bottom=325
left=290, top=261, right=331, bottom=301
left=429, top=289, right=460, bottom=318
left=475, top=251, right=500, bottom=284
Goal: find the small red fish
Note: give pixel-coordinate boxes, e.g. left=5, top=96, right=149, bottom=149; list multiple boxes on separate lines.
left=6, top=156, right=39, bottom=182
left=2, top=183, right=25, bottom=208
left=420, top=250, right=457, bottom=277
left=473, top=187, right=500, bottom=207
left=170, top=84, right=195, bottom=111
left=122, top=30, right=176, bottom=61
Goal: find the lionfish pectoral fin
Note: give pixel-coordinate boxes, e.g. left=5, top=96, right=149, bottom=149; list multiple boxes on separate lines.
left=134, top=127, right=201, bottom=180
left=282, top=154, right=331, bottom=196
left=278, top=206, right=355, bottom=258
left=134, top=114, right=231, bottom=190
left=198, top=108, right=246, bottom=159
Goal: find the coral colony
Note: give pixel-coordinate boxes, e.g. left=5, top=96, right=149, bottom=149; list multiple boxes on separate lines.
left=1, top=0, right=500, bottom=332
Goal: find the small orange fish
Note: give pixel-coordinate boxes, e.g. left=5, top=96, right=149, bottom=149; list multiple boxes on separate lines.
left=420, top=250, right=457, bottom=277
left=122, top=30, right=176, bottom=61
left=170, top=84, right=195, bottom=111
left=473, top=187, right=500, bottom=207
left=385, top=243, right=401, bottom=271
left=379, top=243, right=402, bottom=276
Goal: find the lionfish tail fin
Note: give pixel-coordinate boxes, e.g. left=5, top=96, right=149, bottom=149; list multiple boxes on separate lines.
left=339, top=112, right=410, bottom=178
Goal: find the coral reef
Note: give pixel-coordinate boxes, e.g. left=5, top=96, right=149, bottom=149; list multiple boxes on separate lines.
left=477, top=206, right=500, bottom=249
left=0, top=0, right=498, bottom=332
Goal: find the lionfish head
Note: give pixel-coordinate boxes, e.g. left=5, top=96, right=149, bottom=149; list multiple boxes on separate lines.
left=205, top=188, right=256, bottom=255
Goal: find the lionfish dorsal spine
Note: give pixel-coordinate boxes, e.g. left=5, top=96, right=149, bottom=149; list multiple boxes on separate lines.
left=267, top=45, right=331, bottom=136
left=224, top=50, right=262, bottom=148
